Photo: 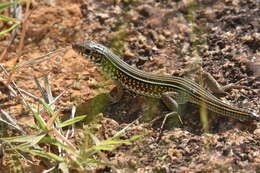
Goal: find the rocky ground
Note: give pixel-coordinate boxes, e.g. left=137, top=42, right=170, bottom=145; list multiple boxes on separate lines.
left=0, top=0, right=259, bottom=172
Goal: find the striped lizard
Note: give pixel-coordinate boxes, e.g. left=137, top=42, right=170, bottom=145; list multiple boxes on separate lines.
left=72, top=41, right=260, bottom=122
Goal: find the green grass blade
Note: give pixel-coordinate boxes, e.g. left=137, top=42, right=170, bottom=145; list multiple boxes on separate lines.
left=127, top=134, right=146, bottom=142
left=101, top=139, right=130, bottom=145
left=58, top=115, right=87, bottom=128
left=28, top=104, right=47, bottom=131
left=93, top=145, right=117, bottom=151
left=40, top=98, right=55, bottom=116
left=16, top=134, right=46, bottom=149
left=102, top=134, right=144, bottom=145
left=1, top=134, right=46, bottom=150
left=41, top=137, right=78, bottom=156
left=26, top=149, right=65, bottom=162
left=1, top=134, right=45, bottom=143
left=80, top=158, right=113, bottom=166
left=0, top=23, right=19, bottom=35
left=0, top=15, right=17, bottom=22
left=0, top=0, right=22, bottom=10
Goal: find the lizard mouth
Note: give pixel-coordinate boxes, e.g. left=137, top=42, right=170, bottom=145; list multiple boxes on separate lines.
left=72, top=42, right=102, bottom=64
left=72, top=42, right=90, bottom=55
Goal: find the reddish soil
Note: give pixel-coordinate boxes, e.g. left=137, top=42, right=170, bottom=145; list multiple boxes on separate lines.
left=0, top=0, right=259, bottom=172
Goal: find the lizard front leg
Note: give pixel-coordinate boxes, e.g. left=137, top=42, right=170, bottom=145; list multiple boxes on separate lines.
left=156, top=91, right=187, bottom=142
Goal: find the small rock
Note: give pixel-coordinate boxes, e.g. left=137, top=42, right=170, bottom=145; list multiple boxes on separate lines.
left=253, top=128, right=260, bottom=137
left=137, top=4, right=154, bottom=17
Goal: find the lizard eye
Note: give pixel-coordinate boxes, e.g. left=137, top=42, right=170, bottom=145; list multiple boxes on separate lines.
left=84, top=49, right=91, bottom=54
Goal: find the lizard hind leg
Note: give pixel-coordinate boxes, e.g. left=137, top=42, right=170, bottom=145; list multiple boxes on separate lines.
left=200, top=71, right=234, bottom=96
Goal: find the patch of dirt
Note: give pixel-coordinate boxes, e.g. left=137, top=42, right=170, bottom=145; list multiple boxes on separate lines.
left=0, top=0, right=259, bottom=172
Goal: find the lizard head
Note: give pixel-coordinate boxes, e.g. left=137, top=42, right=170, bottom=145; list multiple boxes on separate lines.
left=72, top=41, right=105, bottom=64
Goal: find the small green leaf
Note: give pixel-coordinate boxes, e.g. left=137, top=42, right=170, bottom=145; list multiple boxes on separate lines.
left=112, top=120, right=136, bottom=138
left=26, top=149, right=65, bottom=162
left=1, top=134, right=45, bottom=143
left=41, top=136, right=78, bottom=156
left=101, top=139, right=129, bottom=145
left=1, top=134, right=46, bottom=150
left=0, top=15, right=17, bottom=22
left=17, top=134, right=46, bottom=149
left=127, top=134, right=145, bottom=142
left=0, top=23, right=19, bottom=35
left=102, top=134, right=145, bottom=145
left=93, top=145, right=117, bottom=151
left=81, top=158, right=113, bottom=166
left=25, top=122, right=39, bottom=129
left=28, top=104, right=47, bottom=131
left=0, top=0, right=22, bottom=10
left=58, top=115, right=87, bottom=128
left=40, top=98, right=55, bottom=116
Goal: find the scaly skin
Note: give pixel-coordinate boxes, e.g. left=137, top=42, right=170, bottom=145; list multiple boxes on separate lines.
left=72, top=41, right=260, bottom=122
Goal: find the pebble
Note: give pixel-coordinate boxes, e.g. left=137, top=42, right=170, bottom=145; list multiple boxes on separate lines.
left=253, top=128, right=260, bottom=137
